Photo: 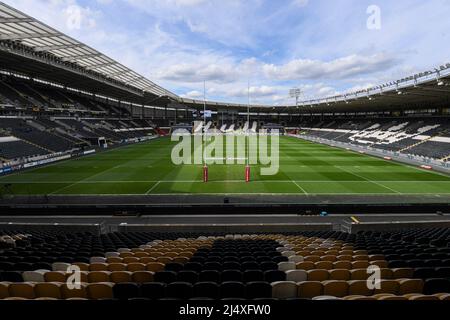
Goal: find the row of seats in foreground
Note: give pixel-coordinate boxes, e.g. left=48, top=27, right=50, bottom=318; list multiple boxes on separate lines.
left=1, top=280, right=450, bottom=300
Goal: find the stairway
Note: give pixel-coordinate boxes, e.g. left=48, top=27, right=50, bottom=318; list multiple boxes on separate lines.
left=399, top=135, right=437, bottom=153
left=19, top=137, right=54, bottom=153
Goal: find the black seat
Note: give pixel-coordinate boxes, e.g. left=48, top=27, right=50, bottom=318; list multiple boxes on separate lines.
left=154, top=271, right=177, bottom=284
left=32, top=262, right=53, bottom=270
left=14, top=262, right=33, bottom=271
left=241, top=261, right=259, bottom=271
left=435, top=267, right=450, bottom=278
left=264, top=270, right=286, bottom=282
left=193, top=282, right=220, bottom=299
left=260, top=261, right=278, bottom=271
left=199, top=270, right=221, bottom=282
left=0, top=262, right=14, bottom=271
left=166, top=282, right=194, bottom=299
left=140, top=282, right=166, bottom=300
left=423, top=278, right=450, bottom=295
left=0, top=271, right=23, bottom=282
left=220, top=282, right=246, bottom=299
left=246, top=281, right=272, bottom=299
left=177, top=270, right=199, bottom=284
left=204, top=262, right=221, bottom=271
left=165, top=263, right=184, bottom=272
left=388, top=260, right=408, bottom=268
left=243, top=270, right=264, bottom=283
left=221, top=270, right=243, bottom=282
left=113, top=283, right=140, bottom=300
left=184, top=262, right=202, bottom=272
left=223, top=262, right=240, bottom=270
left=413, top=268, right=435, bottom=279
left=272, top=256, right=289, bottom=263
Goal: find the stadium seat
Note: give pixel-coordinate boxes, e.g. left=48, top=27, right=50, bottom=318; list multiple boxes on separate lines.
left=246, top=282, right=272, bottom=299
left=34, top=283, right=63, bottom=299
left=166, top=282, right=194, bottom=299
left=220, top=282, right=246, bottom=299
left=87, top=283, right=114, bottom=299
left=298, top=281, right=323, bottom=299
left=193, top=282, right=219, bottom=299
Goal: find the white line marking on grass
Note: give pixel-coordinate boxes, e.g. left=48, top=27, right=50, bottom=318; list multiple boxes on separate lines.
left=292, top=181, right=308, bottom=195
left=145, top=181, right=161, bottom=194
left=3, top=180, right=450, bottom=184
left=49, top=163, right=125, bottom=195
left=335, top=165, right=402, bottom=194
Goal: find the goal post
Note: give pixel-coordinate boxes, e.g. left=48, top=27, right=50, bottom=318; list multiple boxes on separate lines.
left=203, top=165, right=208, bottom=183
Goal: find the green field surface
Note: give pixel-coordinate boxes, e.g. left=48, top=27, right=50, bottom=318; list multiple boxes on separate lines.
left=0, top=136, right=449, bottom=196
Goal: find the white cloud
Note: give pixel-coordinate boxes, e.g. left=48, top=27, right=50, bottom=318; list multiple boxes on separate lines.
left=262, top=53, right=398, bottom=81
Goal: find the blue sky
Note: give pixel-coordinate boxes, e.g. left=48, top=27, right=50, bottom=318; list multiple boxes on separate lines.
left=5, top=0, right=450, bottom=105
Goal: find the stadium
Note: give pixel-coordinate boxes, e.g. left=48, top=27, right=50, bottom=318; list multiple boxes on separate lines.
left=0, top=0, right=449, bottom=311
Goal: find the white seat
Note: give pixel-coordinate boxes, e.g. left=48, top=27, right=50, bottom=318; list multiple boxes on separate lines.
left=281, top=251, right=296, bottom=257
left=117, top=248, right=131, bottom=253
left=288, top=255, right=304, bottom=263
left=276, top=247, right=286, bottom=252
left=105, top=252, right=120, bottom=258
left=278, top=262, right=296, bottom=272
left=52, top=262, right=71, bottom=272
left=286, top=270, right=307, bottom=282
left=312, top=295, right=342, bottom=300
left=271, top=281, right=298, bottom=299
left=90, top=257, right=107, bottom=263
left=22, top=271, right=46, bottom=282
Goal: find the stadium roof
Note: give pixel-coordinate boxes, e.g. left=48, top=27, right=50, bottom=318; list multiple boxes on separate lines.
left=0, top=2, right=176, bottom=103
left=0, top=2, right=449, bottom=114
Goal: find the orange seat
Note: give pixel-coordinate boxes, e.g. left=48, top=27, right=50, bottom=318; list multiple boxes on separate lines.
left=110, top=271, right=133, bottom=283
left=298, top=281, right=323, bottom=299
left=307, top=269, right=329, bottom=281
left=127, top=263, right=146, bottom=272
left=352, top=261, right=369, bottom=269
left=398, top=279, right=424, bottom=295
left=122, top=257, right=140, bottom=264
left=61, top=283, right=88, bottom=299
left=374, top=280, right=399, bottom=295
left=146, top=262, right=165, bottom=272
left=108, top=263, right=127, bottom=272
left=296, top=261, right=315, bottom=271
left=0, top=283, right=10, bottom=299
left=89, top=263, right=109, bottom=272
left=370, top=260, right=388, bottom=269
left=87, top=283, right=114, bottom=300
left=34, top=283, right=63, bottom=299
left=323, top=280, right=349, bottom=298
left=9, top=283, right=35, bottom=299
left=315, top=261, right=333, bottom=270
left=350, top=269, right=368, bottom=280
left=44, top=271, right=67, bottom=283
left=333, top=261, right=352, bottom=270
left=140, top=257, right=157, bottom=264
left=304, top=255, right=320, bottom=263
left=329, top=269, right=351, bottom=281
left=392, top=268, right=414, bottom=279
left=88, top=271, right=110, bottom=283
left=348, top=280, right=374, bottom=296
left=132, top=271, right=155, bottom=283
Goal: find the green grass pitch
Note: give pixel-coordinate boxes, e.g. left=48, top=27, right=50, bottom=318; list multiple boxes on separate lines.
left=0, top=136, right=449, bottom=196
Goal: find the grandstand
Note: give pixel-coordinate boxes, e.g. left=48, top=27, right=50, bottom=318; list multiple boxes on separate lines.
left=0, top=1, right=450, bottom=311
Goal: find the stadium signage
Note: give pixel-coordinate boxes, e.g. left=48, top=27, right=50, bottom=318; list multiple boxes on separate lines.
left=171, top=130, right=280, bottom=175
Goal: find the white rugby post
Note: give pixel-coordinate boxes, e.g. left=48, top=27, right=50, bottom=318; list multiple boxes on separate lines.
left=245, top=80, right=251, bottom=183
left=203, top=80, right=208, bottom=183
